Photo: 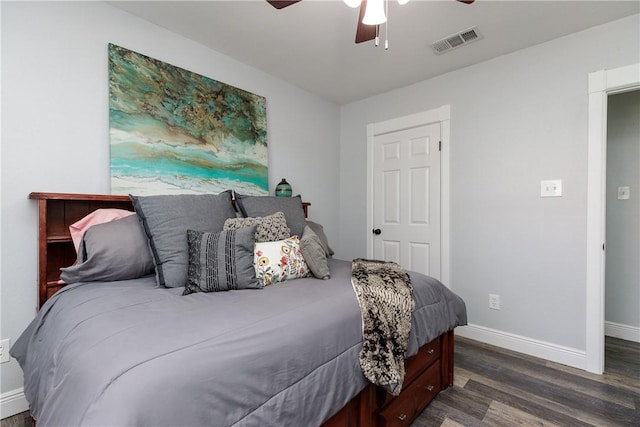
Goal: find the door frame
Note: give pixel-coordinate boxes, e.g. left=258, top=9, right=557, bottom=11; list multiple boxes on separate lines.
left=586, top=63, right=640, bottom=374
left=366, top=105, right=451, bottom=285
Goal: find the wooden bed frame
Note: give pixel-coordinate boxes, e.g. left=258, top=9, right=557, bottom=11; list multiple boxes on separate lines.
left=29, top=191, right=454, bottom=427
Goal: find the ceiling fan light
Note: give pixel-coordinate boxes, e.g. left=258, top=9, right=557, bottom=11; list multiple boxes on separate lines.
left=343, top=0, right=361, bottom=8
left=397, top=0, right=410, bottom=4
left=362, top=0, right=387, bottom=25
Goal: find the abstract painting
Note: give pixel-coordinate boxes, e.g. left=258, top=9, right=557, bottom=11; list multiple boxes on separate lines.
left=109, top=44, right=268, bottom=195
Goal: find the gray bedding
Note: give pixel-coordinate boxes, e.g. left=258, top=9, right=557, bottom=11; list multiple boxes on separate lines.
left=12, top=259, right=466, bottom=427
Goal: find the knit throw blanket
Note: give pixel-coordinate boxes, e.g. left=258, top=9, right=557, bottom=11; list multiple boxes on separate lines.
left=351, top=258, right=415, bottom=396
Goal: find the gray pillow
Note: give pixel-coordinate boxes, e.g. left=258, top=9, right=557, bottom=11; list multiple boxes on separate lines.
left=183, top=225, right=260, bottom=294
left=299, top=226, right=331, bottom=280
left=223, top=211, right=290, bottom=242
left=235, top=194, right=306, bottom=238
left=306, top=220, right=335, bottom=257
left=130, top=192, right=237, bottom=288
left=60, top=214, right=154, bottom=284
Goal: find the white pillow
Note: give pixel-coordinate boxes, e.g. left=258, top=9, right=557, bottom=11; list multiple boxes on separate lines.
left=254, top=236, right=310, bottom=286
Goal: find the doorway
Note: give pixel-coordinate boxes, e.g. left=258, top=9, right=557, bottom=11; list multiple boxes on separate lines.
left=366, top=105, right=451, bottom=285
left=586, top=63, right=640, bottom=374
left=604, top=90, right=640, bottom=344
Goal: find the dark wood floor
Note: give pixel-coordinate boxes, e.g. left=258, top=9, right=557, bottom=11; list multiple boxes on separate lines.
left=412, top=336, right=640, bottom=426
left=2, top=336, right=638, bottom=427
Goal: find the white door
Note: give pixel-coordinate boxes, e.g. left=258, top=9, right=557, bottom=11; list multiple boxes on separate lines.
left=372, top=123, right=441, bottom=277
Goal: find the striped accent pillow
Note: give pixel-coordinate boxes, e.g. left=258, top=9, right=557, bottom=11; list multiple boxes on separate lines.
left=183, top=225, right=260, bottom=295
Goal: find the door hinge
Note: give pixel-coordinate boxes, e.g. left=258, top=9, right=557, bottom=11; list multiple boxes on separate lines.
left=439, top=141, right=442, bottom=151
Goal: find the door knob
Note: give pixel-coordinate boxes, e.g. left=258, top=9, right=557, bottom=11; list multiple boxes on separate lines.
left=373, top=228, right=382, bottom=235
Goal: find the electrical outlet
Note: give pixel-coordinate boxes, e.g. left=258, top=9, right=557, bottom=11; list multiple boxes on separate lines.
left=489, top=294, right=501, bottom=310
left=0, top=339, right=10, bottom=363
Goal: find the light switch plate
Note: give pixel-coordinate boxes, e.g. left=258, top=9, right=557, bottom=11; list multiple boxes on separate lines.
left=617, top=186, right=630, bottom=200
left=0, top=339, right=10, bottom=363
left=541, top=180, right=562, bottom=197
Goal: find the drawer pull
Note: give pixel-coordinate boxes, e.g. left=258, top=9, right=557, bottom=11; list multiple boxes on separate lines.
left=398, top=414, right=407, bottom=421
left=427, top=348, right=435, bottom=354
left=426, top=385, right=435, bottom=391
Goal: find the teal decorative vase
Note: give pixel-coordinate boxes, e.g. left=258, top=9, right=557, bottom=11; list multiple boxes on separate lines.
left=275, top=178, right=292, bottom=197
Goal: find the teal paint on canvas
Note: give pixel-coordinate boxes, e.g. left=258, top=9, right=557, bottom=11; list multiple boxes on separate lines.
left=109, top=44, right=268, bottom=195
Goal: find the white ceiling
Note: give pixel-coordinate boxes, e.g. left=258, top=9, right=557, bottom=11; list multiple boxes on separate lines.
left=109, top=0, right=640, bottom=105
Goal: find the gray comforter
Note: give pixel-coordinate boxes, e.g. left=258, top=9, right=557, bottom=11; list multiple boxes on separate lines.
left=12, top=259, right=466, bottom=427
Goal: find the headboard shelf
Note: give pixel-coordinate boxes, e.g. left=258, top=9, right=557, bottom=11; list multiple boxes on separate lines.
left=30, top=192, right=135, bottom=309
left=29, top=192, right=132, bottom=202
left=47, top=235, right=72, bottom=243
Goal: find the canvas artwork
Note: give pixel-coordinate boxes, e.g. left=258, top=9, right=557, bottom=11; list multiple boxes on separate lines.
left=109, top=44, right=268, bottom=195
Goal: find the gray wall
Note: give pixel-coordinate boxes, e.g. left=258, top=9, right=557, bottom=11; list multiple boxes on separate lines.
left=2, top=0, right=639, bottom=413
left=1, top=1, right=340, bottom=401
left=605, top=90, right=640, bottom=330
left=339, top=15, right=639, bottom=352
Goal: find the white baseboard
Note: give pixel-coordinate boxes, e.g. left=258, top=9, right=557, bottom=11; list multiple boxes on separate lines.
left=0, top=388, right=28, bottom=420
left=605, top=321, right=640, bottom=343
left=455, top=323, right=588, bottom=371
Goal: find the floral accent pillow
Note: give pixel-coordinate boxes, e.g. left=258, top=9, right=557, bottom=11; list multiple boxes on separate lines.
left=254, top=236, right=310, bottom=286
left=224, top=211, right=291, bottom=242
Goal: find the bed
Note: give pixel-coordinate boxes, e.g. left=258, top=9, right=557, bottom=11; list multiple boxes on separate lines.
left=12, top=192, right=467, bottom=427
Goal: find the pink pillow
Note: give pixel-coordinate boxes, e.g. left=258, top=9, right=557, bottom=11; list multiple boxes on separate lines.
left=69, top=208, right=135, bottom=253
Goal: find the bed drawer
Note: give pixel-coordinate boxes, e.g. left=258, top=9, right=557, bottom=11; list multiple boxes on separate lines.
left=379, top=360, right=442, bottom=427
left=413, top=361, right=442, bottom=414
left=378, top=388, right=417, bottom=427
left=404, top=336, right=441, bottom=385
left=377, top=336, right=441, bottom=408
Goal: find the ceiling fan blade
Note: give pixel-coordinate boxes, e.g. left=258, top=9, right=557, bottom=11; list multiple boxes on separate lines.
left=456, top=0, right=475, bottom=4
left=355, top=0, right=378, bottom=44
left=266, top=0, right=302, bottom=10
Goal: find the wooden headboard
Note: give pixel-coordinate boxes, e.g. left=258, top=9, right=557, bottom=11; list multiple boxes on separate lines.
left=29, top=192, right=134, bottom=308
left=29, top=192, right=310, bottom=309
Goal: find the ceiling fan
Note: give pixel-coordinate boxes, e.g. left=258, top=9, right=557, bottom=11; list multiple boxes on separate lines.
left=266, top=0, right=475, bottom=44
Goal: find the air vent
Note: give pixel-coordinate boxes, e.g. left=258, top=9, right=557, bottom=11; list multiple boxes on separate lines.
left=431, top=26, right=482, bottom=54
